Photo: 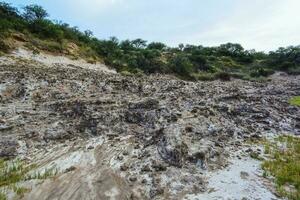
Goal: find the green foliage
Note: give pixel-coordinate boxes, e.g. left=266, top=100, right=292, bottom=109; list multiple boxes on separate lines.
left=169, top=54, right=194, bottom=78
left=268, top=46, right=300, bottom=73
left=0, top=159, right=33, bottom=187
left=147, top=42, right=166, bottom=50
left=0, top=2, right=18, bottom=19
left=215, top=71, right=231, bottom=81
left=28, top=38, right=63, bottom=53
left=28, top=19, right=64, bottom=41
left=0, top=158, right=58, bottom=199
left=22, top=4, right=48, bottom=21
left=120, top=70, right=133, bottom=76
left=250, top=67, right=274, bottom=77
left=0, top=159, right=32, bottom=199
left=262, top=136, right=300, bottom=200
left=289, top=96, right=300, bottom=107
left=0, top=1, right=300, bottom=80
left=0, top=192, right=6, bottom=200
left=193, top=72, right=215, bottom=81
left=286, top=66, right=300, bottom=75
left=26, top=167, right=58, bottom=180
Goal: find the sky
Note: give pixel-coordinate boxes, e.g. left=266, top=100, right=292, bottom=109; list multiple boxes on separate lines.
left=5, top=0, right=300, bottom=51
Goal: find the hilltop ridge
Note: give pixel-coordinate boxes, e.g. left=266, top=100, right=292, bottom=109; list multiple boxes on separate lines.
left=1, top=2, right=300, bottom=81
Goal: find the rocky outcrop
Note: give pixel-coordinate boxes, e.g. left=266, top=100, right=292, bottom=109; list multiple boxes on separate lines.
left=0, top=54, right=299, bottom=199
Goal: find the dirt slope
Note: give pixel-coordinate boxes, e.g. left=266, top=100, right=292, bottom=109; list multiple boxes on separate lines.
left=0, top=49, right=299, bottom=200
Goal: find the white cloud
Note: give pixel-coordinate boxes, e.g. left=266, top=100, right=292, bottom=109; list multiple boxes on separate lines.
left=37, top=0, right=300, bottom=51
left=182, top=0, right=300, bottom=51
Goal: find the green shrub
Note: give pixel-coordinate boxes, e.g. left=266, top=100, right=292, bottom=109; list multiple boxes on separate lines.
left=215, top=71, right=231, bottom=81
left=250, top=68, right=274, bottom=77
left=287, top=67, right=300, bottom=75
left=193, top=72, right=215, bottom=81
left=262, top=136, right=300, bottom=200
left=169, top=54, right=194, bottom=77
left=289, top=96, right=300, bottom=106
left=120, top=70, right=132, bottom=76
left=0, top=192, right=6, bottom=200
left=33, top=39, right=62, bottom=53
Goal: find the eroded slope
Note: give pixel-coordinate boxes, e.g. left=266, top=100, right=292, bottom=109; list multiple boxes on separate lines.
left=0, top=52, right=299, bottom=200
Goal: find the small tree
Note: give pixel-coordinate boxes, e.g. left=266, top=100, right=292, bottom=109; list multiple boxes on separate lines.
left=84, top=30, right=93, bottom=38
left=0, top=2, right=19, bottom=18
left=23, top=4, right=48, bottom=21
left=169, top=54, right=194, bottom=77
left=147, top=42, right=166, bottom=50
left=120, top=40, right=135, bottom=51
left=131, top=39, right=147, bottom=49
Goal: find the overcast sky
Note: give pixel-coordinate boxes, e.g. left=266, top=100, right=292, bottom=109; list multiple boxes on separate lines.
left=6, top=0, right=300, bottom=51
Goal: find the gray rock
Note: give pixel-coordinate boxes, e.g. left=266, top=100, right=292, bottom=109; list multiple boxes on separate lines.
left=0, top=138, right=18, bottom=158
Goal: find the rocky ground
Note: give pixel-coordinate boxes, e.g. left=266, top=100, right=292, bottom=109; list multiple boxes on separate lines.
left=0, top=49, right=299, bottom=200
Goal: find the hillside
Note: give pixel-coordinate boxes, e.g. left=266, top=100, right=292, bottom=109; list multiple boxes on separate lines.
left=0, top=47, right=299, bottom=199
left=0, top=2, right=300, bottom=200
left=1, top=2, right=300, bottom=81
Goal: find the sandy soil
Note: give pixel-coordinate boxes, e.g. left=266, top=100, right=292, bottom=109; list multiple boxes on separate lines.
left=1, top=48, right=116, bottom=74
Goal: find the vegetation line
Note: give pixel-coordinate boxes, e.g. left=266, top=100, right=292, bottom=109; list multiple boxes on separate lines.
left=1, top=2, right=300, bottom=80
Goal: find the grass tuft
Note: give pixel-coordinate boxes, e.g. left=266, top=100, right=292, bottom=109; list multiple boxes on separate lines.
left=0, top=159, right=33, bottom=188
left=0, top=191, right=6, bottom=200
left=0, top=159, right=57, bottom=199
left=289, top=96, right=300, bottom=107
left=262, top=135, right=300, bottom=200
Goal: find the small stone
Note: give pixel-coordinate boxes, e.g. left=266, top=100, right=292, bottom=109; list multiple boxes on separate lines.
left=65, top=166, right=76, bottom=173
left=185, top=126, right=193, bottom=132
left=141, top=165, right=152, bottom=172
left=0, top=139, right=18, bottom=158
left=87, top=145, right=94, bottom=150
left=245, top=148, right=253, bottom=153
left=141, top=179, right=147, bottom=184
left=129, top=176, right=137, bottom=182
left=240, top=171, right=249, bottom=179
left=152, top=163, right=167, bottom=171
left=117, top=155, right=124, bottom=160
left=150, top=187, right=164, bottom=198
left=120, top=164, right=129, bottom=171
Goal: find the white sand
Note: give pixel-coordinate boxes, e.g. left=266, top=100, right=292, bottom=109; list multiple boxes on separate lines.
left=185, top=156, right=280, bottom=200
left=2, top=48, right=116, bottom=74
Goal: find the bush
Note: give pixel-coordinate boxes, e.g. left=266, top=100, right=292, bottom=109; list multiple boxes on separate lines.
left=289, top=96, right=300, bottom=107
left=193, top=72, right=216, bottom=81
left=120, top=70, right=133, bottom=76
left=286, top=66, right=300, bottom=75
left=215, top=71, right=231, bottom=81
left=169, top=54, right=194, bottom=77
left=31, top=39, right=62, bottom=53
left=250, top=68, right=274, bottom=77
left=147, top=42, right=166, bottom=50
left=262, top=136, right=300, bottom=200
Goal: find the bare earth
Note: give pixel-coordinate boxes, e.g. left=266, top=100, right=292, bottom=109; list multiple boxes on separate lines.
left=0, top=49, right=299, bottom=200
